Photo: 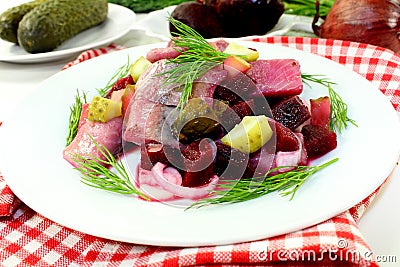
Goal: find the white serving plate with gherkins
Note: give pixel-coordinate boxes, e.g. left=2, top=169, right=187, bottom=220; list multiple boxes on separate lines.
left=0, top=3, right=135, bottom=63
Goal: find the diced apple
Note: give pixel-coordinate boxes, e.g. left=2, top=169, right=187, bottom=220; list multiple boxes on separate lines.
left=88, top=96, right=122, bottom=123
left=223, top=42, right=259, bottom=62
left=121, top=84, right=135, bottom=117
left=221, top=115, right=273, bottom=153
left=224, top=55, right=251, bottom=73
left=110, top=89, right=125, bottom=102
left=130, top=56, right=152, bottom=83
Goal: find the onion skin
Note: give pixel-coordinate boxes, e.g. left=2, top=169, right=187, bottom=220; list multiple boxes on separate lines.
left=313, top=0, right=400, bottom=54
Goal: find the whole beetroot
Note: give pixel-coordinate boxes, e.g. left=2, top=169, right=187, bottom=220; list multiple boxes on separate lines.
left=170, top=0, right=285, bottom=38
left=205, top=0, right=285, bottom=37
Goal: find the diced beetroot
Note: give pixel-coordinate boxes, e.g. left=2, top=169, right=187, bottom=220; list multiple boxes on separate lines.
left=302, top=125, right=337, bottom=159
left=273, top=120, right=300, bottom=152
left=214, top=84, right=241, bottom=105
left=181, top=139, right=215, bottom=187
left=246, top=59, right=303, bottom=98
left=104, top=75, right=134, bottom=99
left=141, top=141, right=168, bottom=170
left=215, top=70, right=260, bottom=105
left=219, top=100, right=255, bottom=132
left=272, top=96, right=311, bottom=131
left=310, top=96, right=331, bottom=129
left=231, top=100, right=254, bottom=119
left=141, top=141, right=182, bottom=170
left=214, top=141, right=249, bottom=179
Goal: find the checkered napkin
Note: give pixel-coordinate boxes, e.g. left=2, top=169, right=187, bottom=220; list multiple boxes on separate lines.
left=1, top=37, right=399, bottom=266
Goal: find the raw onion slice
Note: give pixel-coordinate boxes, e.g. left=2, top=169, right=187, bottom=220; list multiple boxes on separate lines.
left=152, top=162, right=219, bottom=200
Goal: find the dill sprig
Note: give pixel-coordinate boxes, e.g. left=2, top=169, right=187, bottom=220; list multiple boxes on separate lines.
left=72, top=136, right=149, bottom=200
left=96, top=56, right=131, bottom=97
left=301, top=73, right=357, bottom=133
left=189, top=158, right=338, bottom=209
left=301, top=73, right=335, bottom=88
left=66, top=90, right=87, bottom=146
left=327, top=84, right=357, bottom=133
left=162, top=17, right=230, bottom=109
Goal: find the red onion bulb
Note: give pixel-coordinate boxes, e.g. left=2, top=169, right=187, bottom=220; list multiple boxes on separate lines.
left=313, top=0, right=400, bottom=54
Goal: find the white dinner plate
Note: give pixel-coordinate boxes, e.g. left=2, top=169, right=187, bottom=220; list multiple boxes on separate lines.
left=0, top=4, right=135, bottom=63
left=1, top=41, right=399, bottom=247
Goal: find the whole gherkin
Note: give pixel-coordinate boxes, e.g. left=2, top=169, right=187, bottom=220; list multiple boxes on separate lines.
left=17, top=0, right=108, bottom=53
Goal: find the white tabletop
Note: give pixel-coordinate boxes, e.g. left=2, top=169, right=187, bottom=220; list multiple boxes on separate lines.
left=0, top=1, right=399, bottom=265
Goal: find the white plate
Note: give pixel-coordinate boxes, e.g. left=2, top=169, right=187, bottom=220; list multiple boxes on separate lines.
left=0, top=4, right=135, bottom=63
left=1, top=41, right=399, bottom=247
left=133, top=6, right=313, bottom=41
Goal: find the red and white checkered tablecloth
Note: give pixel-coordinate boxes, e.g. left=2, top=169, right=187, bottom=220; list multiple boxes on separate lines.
left=1, top=36, right=399, bottom=266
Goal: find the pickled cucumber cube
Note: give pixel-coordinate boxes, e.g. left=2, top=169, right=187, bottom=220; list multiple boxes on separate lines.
left=88, top=96, right=122, bottom=123
left=221, top=115, right=272, bottom=153
left=130, top=56, right=152, bottom=83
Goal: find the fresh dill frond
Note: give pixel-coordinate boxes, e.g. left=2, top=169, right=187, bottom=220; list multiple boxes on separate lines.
left=96, top=55, right=132, bottom=97
left=301, top=73, right=357, bottom=133
left=162, top=17, right=230, bottom=110
left=66, top=90, right=87, bottom=146
left=189, top=158, right=338, bottom=209
left=72, top=136, right=150, bottom=200
left=301, top=73, right=336, bottom=88
left=327, top=84, right=357, bottom=133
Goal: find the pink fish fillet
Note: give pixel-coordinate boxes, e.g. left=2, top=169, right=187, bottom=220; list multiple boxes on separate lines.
left=246, top=59, right=303, bottom=98
left=63, top=117, right=123, bottom=167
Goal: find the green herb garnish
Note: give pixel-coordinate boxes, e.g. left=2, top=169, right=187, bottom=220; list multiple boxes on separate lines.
left=72, top=136, right=149, bottom=199
left=96, top=56, right=131, bottom=97
left=162, top=17, right=230, bottom=110
left=301, top=73, right=334, bottom=88
left=327, top=83, right=357, bottom=133
left=301, top=74, right=357, bottom=133
left=66, top=90, right=87, bottom=146
left=283, top=0, right=334, bottom=18
left=189, top=158, right=338, bottom=209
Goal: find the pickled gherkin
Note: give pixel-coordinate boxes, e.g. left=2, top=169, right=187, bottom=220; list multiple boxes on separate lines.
left=17, top=0, right=108, bottom=53
left=88, top=96, right=122, bottom=123
left=0, top=0, right=48, bottom=43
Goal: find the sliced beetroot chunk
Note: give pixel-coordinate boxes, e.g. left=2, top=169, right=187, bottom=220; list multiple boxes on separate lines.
left=273, top=120, right=300, bottom=152
left=310, top=96, right=331, bottom=129
left=246, top=59, right=303, bottom=98
left=272, top=96, right=311, bottom=131
left=302, top=124, right=337, bottom=159
left=141, top=141, right=183, bottom=170
left=181, top=139, right=215, bottom=187
left=214, top=141, right=249, bottom=179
